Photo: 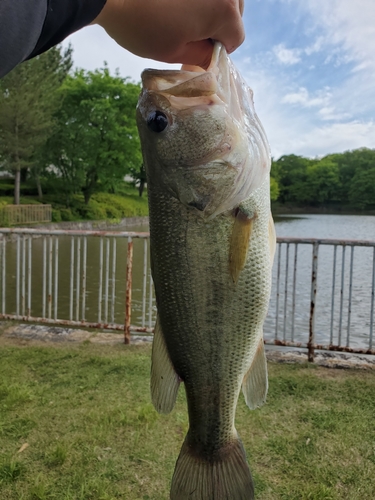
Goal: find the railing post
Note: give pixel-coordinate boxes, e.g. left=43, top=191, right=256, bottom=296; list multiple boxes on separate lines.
left=124, top=237, right=133, bottom=345
left=370, top=247, right=375, bottom=350
left=308, top=242, right=319, bottom=362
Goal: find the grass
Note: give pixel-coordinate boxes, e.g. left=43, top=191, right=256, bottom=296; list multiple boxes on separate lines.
left=0, top=339, right=374, bottom=499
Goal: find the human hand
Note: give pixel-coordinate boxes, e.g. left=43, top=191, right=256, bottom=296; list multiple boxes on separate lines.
left=94, top=0, right=244, bottom=68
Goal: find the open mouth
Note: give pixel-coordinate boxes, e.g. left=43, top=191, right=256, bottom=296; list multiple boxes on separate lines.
left=140, top=44, right=231, bottom=107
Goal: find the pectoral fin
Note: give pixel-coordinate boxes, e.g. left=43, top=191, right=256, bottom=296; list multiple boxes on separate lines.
left=229, top=207, right=256, bottom=283
left=242, top=338, right=268, bottom=409
left=151, top=315, right=180, bottom=414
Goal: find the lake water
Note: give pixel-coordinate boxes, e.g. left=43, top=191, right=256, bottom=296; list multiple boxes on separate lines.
left=274, top=214, right=375, bottom=241
left=2, top=214, right=374, bottom=350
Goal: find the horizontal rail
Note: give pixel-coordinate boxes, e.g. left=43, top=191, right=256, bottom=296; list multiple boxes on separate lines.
left=0, top=228, right=149, bottom=238
left=0, top=229, right=374, bottom=247
left=276, top=237, right=375, bottom=247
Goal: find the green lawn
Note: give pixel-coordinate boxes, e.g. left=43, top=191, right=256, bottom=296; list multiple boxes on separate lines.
left=0, top=339, right=374, bottom=499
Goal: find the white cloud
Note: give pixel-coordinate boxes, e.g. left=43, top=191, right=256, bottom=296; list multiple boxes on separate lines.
left=282, top=87, right=330, bottom=108
left=273, top=44, right=301, bottom=65
left=269, top=116, right=375, bottom=159
left=62, top=25, right=179, bottom=82
left=238, top=61, right=375, bottom=158
left=246, top=0, right=375, bottom=157
left=273, top=38, right=326, bottom=66
left=299, top=0, right=375, bottom=73
left=289, top=121, right=375, bottom=157
left=305, top=37, right=324, bottom=56
left=318, top=107, right=350, bottom=122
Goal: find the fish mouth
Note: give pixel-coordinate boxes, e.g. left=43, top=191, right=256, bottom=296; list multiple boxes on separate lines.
left=140, top=44, right=235, bottom=112
left=141, top=68, right=216, bottom=97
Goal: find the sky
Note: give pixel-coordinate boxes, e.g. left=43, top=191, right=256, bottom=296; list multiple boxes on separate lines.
left=62, top=0, right=375, bottom=159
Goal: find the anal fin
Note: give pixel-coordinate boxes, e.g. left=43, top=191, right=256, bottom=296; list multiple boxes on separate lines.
left=151, top=315, right=180, bottom=414
left=229, top=207, right=256, bottom=284
left=242, top=338, right=268, bottom=409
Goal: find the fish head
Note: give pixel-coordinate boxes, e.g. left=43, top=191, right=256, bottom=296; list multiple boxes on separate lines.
left=136, top=43, right=271, bottom=217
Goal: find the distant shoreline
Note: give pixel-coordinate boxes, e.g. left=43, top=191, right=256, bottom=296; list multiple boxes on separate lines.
left=272, top=204, right=375, bottom=216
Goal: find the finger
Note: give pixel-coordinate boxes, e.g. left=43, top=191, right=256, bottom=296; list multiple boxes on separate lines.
left=239, top=0, right=244, bottom=16
left=211, top=2, right=245, bottom=54
left=164, top=40, right=214, bottom=69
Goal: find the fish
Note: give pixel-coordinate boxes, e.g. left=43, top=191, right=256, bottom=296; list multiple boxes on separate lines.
left=136, top=43, right=276, bottom=500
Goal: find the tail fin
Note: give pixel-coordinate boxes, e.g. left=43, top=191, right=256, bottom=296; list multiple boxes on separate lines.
left=170, top=436, right=254, bottom=500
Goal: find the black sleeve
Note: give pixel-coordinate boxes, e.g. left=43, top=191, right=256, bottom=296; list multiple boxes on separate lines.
left=0, top=0, right=107, bottom=78
left=27, top=0, right=107, bottom=59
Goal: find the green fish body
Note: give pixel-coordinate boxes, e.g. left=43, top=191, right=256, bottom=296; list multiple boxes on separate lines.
left=137, top=44, right=276, bottom=500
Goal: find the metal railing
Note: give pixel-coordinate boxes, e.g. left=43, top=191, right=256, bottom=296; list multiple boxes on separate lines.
left=0, top=205, right=52, bottom=225
left=266, top=238, right=375, bottom=359
left=0, top=228, right=153, bottom=344
left=0, top=228, right=374, bottom=360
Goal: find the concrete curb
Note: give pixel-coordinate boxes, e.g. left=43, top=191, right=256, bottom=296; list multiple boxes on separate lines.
left=1, top=323, right=151, bottom=345
left=2, top=323, right=375, bottom=370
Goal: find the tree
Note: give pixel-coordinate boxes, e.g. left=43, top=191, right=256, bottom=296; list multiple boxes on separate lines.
left=0, top=46, right=72, bottom=204
left=304, top=159, right=341, bottom=205
left=271, top=155, right=313, bottom=204
left=346, top=150, right=375, bottom=209
left=270, top=176, right=279, bottom=201
left=44, top=68, right=142, bottom=205
left=334, top=148, right=375, bottom=204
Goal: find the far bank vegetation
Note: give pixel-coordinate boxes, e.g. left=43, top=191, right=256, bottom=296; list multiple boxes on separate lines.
left=271, top=149, right=375, bottom=212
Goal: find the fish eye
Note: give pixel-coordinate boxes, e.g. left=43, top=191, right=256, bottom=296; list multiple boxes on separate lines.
left=147, top=111, right=168, bottom=133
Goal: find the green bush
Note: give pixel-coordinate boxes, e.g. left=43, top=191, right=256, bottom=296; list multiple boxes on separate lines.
left=51, top=209, right=62, bottom=222
left=92, top=192, right=148, bottom=218
left=0, top=180, right=41, bottom=197
left=0, top=183, right=14, bottom=195
left=76, top=201, right=107, bottom=221
left=0, top=183, right=148, bottom=222
left=60, top=208, right=76, bottom=221
left=19, top=197, right=44, bottom=205
left=20, top=184, right=39, bottom=196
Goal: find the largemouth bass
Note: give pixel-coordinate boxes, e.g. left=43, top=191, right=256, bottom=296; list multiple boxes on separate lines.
left=136, top=43, right=276, bottom=500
